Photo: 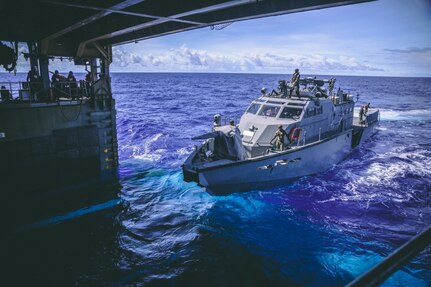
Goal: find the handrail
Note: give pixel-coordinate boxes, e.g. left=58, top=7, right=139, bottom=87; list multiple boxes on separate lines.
left=346, top=225, right=431, bottom=287
left=0, top=81, right=29, bottom=101
left=0, top=80, right=95, bottom=102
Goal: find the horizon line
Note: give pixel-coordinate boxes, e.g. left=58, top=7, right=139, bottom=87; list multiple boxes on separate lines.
left=1, top=71, right=430, bottom=79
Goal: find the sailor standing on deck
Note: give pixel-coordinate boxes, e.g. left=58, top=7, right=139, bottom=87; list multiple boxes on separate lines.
left=270, top=125, right=289, bottom=151
left=359, top=103, right=370, bottom=124
left=67, top=71, right=77, bottom=99
left=289, top=68, right=301, bottom=98
left=51, top=70, right=65, bottom=100
left=364, top=103, right=370, bottom=114
left=51, top=70, right=61, bottom=88
left=26, top=66, right=41, bottom=100
left=359, top=105, right=364, bottom=123
left=26, top=66, right=39, bottom=83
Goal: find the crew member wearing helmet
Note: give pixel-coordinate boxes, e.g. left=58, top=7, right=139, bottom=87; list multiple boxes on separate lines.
left=51, top=70, right=61, bottom=87
left=50, top=70, right=63, bottom=100
left=270, top=125, right=288, bottom=151
left=67, top=71, right=78, bottom=99
left=289, top=68, right=301, bottom=98
left=213, top=114, right=221, bottom=128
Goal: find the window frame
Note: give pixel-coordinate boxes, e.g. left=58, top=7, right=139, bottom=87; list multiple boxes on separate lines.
left=279, top=106, right=303, bottom=119
left=246, top=103, right=262, bottom=115
left=258, top=104, right=281, bottom=118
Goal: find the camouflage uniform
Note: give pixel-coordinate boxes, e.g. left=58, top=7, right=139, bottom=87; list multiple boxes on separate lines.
left=364, top=103, right=370, bottom=114
left=289, top=69, right=300, bottom=98
left=359, top=105, right=365, bottom=122
left=271, top=127, right=288, bottom=151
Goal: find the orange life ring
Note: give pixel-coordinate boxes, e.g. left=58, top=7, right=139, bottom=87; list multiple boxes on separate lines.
left=288, top=127, right=301, bottom=142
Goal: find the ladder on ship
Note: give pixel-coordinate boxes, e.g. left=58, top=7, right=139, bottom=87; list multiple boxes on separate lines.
left=87, top=80, right=118, bottom=171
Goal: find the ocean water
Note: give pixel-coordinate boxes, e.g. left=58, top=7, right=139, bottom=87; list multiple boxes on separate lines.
left=1, top=73, right=430, bottom=286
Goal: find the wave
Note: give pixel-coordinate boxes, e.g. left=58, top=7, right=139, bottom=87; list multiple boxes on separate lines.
left=324, top=146, right=431, bottom=205
left=117, top=133, right=164, bottom=162
left=120, top=135, right=194, bottom=169
left=378, top=109, right=431, bottom=121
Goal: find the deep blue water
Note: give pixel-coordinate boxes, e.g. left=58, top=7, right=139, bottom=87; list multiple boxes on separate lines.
left=2, top=73, right=431, bottom=286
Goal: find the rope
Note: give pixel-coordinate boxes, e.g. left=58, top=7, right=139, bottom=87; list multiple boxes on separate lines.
left=58, top=99, right=83, bottom=122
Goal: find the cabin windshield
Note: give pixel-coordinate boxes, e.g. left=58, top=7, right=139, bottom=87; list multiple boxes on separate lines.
left=279, top=107, right=302, bottom=119
left=258, top=105, right=280, bottom=117
left=246, top=103, right=261, bottom=114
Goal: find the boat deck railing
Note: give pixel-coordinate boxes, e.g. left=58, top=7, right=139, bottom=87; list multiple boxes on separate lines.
left=290, top=121, right=347, bottom=149
left=266, top=86, right=353, bottom=107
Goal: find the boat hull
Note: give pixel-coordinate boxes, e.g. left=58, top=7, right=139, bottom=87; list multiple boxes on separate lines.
left=185, top=130, right=353, bottom=195
left=183, top=110, right=379, bottom=196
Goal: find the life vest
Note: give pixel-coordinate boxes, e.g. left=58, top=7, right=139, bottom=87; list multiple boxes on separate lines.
left=288, top=127, right=301, bottom=142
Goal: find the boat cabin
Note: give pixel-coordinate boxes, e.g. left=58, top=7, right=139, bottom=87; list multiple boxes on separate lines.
left=238, top=78, right=355, bottom=158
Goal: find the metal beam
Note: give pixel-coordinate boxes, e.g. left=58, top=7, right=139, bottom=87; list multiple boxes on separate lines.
left=76, top=42, right=87, bottom=58
left=106, top=0, right=374, bottom=46
left=43, top=1, right=204, bottom=26
left=92, top=41, right=112, bottom=63
left=41, top=0, right=147, bottom=41
left=78, top=0, right=256, bottom=43
left=17, top=0, right=375, bottom=57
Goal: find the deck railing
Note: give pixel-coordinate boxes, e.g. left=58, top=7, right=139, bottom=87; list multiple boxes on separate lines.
left=0, top=77, right=111, bottom=104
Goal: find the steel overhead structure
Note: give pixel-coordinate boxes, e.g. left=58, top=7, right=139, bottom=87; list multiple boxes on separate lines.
left=0, top=0, right=375, bottom=58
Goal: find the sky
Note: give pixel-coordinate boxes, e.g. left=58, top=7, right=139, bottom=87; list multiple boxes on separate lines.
left=11, top=0, right=431, bottom=77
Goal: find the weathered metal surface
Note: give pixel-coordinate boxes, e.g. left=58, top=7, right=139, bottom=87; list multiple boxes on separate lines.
left=0, top=99, right=118, bottom=190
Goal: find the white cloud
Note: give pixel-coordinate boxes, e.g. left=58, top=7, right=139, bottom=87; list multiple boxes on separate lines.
left=112, top=44, right=384, bottom=74
left=3, top=43, right=384, bottom=76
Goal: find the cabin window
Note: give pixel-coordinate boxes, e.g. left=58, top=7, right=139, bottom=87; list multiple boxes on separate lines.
left=307, top=107, right=316, bottom=116
left=279, top=107, right=302, bottom=119
left=305, top=106, right=323, bottom=117
left=258, top=105, right=280, bottom=117
left=246, top=103, right=261, bottom=114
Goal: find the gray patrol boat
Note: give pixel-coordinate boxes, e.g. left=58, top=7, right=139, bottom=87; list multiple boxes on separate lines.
left=183, top=77, right=379, bottom=195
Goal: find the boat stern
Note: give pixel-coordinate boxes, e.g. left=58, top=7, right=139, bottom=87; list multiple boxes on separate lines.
left=182, top=149, right=200, bottom=183
left=352, top=109, right=380, bottom=148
